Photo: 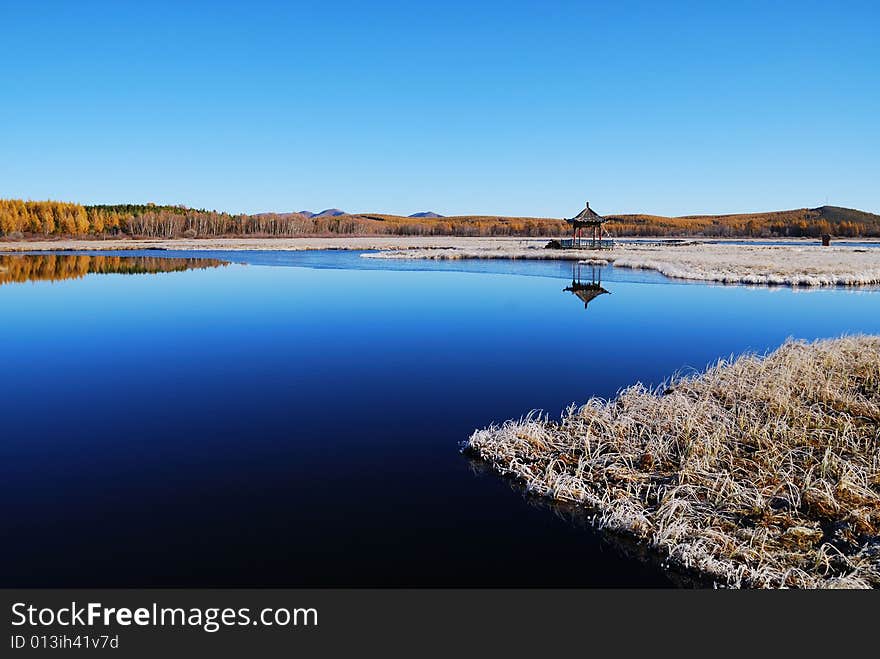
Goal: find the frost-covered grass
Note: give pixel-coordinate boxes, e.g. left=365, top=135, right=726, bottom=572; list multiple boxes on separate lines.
left=367, top=243, right=880, bottom=287
left=610, top=245, right=880, bottom=287
left=464, top=336, right=880, bottom=588
left=6, top=237, right=880, bottom=287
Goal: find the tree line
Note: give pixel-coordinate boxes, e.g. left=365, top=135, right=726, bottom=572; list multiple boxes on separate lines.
left=2, top=199, right=878, bottom=239
left=0, top=200, right=573, bottom=238
left=605, top=207, right=880, bottom=238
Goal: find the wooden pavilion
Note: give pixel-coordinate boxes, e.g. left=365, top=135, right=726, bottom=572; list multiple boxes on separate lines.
left=563, top=201, right=613, bottom=249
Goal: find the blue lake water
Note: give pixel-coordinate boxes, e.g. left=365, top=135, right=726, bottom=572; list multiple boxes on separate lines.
left=2, top=250, right=880, bottom=587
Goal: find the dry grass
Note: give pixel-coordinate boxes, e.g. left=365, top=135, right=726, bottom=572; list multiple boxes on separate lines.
left=368, top=243, right=880, bottom=287
left=609, top=244, right=880, bottom=287
left=5, top=237, right=880, bottom=288
left=464, top=336, right=880, bottom=588
left=0, top=236, right=551, bottom=253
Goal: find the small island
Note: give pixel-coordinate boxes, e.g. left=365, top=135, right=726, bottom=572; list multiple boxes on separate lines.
left=464, top=335, right=880, bottom=588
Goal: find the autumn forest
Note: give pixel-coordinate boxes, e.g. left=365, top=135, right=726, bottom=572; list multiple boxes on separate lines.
left=1, top=199, right=879, bottom=240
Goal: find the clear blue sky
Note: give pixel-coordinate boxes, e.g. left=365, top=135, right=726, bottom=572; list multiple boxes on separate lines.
left=1, top=1, right=877, bottom=217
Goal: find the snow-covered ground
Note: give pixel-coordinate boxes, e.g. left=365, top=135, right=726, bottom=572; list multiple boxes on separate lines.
left=365, top=242, right=880, bottom=287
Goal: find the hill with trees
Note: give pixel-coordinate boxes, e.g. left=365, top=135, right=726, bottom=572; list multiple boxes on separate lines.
left=1, top=199, right=878, bottom=240
left=605, top=206, right=880, bottom=238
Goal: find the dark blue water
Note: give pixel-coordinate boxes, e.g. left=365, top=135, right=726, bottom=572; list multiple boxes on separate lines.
left=2, top=251, right=879, bottom=587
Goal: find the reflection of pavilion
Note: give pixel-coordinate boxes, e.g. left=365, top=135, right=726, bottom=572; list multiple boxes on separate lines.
left=564, top=262, right=610, bottom=310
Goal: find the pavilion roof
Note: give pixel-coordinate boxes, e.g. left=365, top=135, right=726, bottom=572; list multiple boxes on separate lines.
left=564, top=283, right=609, bottom=308
left=567, top=202, right=606, bottom=224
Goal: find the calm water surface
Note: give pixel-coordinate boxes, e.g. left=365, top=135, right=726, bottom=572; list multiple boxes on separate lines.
left=2, top=250, right=879, bottom=587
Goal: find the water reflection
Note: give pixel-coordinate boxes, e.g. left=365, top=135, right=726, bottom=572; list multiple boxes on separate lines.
left=467, top=457, right=700, bottom=587
left=0, top=254, right=227, bottom=287
left=564, top=262, right=610, bottom=309
left=4, top=250, right=880, bottom=587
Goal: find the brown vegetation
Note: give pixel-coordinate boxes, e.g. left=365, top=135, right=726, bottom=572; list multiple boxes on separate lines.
left=0, top=200, right=569, bottom=239
left=465, top=336, right=880, bottom=588
left=2, top=199, right=878, bottom=239
left=605, top=206, right=880, bottom=238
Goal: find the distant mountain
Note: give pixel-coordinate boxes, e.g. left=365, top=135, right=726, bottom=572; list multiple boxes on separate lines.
left=9, top=198, right=878, bottom=240
left=293, top=209, right=346, bottom=218
left=250, top=211, right=311, bottom=219
left=313, top=208, right=345, bottom=217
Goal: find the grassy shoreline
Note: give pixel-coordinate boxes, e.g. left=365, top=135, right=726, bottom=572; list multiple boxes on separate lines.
left=365, top=242, right=880, bottom=287
left=464, top=336, right=880, bottom=588
left=3, top=237, right=880, bottom=287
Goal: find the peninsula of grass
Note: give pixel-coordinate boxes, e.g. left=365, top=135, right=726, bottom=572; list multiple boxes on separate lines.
left=367, top=242, right=880, bottom=287
left=464, top=336, right=880, bottom=588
